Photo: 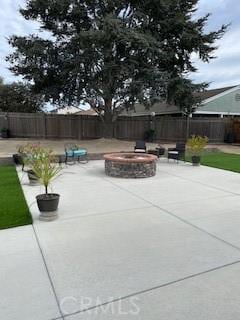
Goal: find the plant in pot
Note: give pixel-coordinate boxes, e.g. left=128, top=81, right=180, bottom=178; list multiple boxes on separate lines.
left=13, top=144, right=31, bottom=169
left=20, top=144, right=42, bottom=184
left=13, top=149, right=23, bottom=166
left=1, top=127, right=10, bottom=138
left=187, top=135, right=208, bottom=166
left=30, top=148, right=62, bottom=221
left=144, top=129, right=155, bottom=142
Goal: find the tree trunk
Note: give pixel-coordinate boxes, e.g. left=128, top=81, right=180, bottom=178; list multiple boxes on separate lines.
left=103, top=98, right=114, bottom=138
left=103, top=120, right=114, bottom=138
left=186, top=115, right=190, bottom=141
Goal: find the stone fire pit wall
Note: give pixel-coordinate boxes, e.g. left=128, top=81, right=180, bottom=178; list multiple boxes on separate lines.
left=104, top=153, right=157, bottom=178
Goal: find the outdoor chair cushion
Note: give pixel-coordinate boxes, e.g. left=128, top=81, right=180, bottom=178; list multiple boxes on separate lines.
left=66, top=149, right=87, bottom=157
left=134, top=149, right=146, bottom=153
left=168, top=150, right=179, bottom=161
left=134, top=140, right=146, bottom=153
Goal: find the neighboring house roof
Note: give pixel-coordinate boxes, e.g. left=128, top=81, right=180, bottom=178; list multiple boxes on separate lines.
left=75, top=108, right=98, bottom=116
left=196, top=85, right=240, bottom=116
left=121, top=102, right=181, bottom=117
left=50, top=105, right=82, bottom=114
left=197, top=86, right=237, bottom=100
left=121, top=85, right=240, bottom=117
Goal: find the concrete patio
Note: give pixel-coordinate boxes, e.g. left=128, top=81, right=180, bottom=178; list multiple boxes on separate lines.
left=2, top=159, right=240, bottom=319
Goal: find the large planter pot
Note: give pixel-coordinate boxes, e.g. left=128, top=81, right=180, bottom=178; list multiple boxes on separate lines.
left=224, top=132, right=235, bottom=143
left=192, top=155, right=201, bottom=166
left=143, top=129, right=155, bottom=142
left=1, top=129, right=10, bottom=138
left=36, top=193, right=60, bottom=221
left=27, top=170, right=39, bottom=185
left=12, top=153, right=24, bottom=166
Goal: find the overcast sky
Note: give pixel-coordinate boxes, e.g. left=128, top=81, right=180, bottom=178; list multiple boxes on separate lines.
left=0, top=0, right=239, bottom=89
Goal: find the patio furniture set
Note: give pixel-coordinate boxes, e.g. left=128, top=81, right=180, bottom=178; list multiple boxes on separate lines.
left=63, top=141, right=186, bottom=166
left=104, top=141, right=186, bottom=179
left=134, top=140, right=186, bottom=163
left=63, top=141, right=186, bottom=165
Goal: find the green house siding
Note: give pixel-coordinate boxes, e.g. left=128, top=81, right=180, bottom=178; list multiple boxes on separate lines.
left=199, top=88, right=240, bottom=114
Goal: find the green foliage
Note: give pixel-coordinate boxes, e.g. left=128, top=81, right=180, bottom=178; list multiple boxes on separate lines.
left=0, top=78, right=43, bottom=113
left=187, top=135, right=208, bottom=155
left=0, top=166, right=32, bottom=229
left=167, top=78, right=208, bottom=116
left=18, top=143, right=45, bottom=167
left=18, top=142, right=42, bottom=154
left=7, top=0, right=227, bottom=135
left=28, top=147, right=61, bottom=194
left=144, top=129, right=155, bottom=142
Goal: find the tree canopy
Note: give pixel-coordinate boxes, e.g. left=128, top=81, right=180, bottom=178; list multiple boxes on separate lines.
left=7, top=0, right=227, bottom=136
left=0, top=78, right=43, bottom=113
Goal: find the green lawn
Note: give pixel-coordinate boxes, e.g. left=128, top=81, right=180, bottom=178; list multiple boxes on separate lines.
left=0, top=166, right=32, bottom=229
left=189, top=152, right=240, bottom=173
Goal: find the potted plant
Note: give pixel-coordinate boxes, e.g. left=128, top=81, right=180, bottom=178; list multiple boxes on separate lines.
left=144, top=129, right=155, bottom=142
left=224, top=128, right=235, bottom=143
left=13, top=145, right=25, bottom=166
left=17, top=144, right=41, bottom=183
left=1, top=127, right=10, bottom=138
left=30, top=148, right=62, bottom=221
left=13, top=144, right=33, bottom=171
left=187, top=135, right=208, bottom=166
left=12, top=151, right=23, bottom=166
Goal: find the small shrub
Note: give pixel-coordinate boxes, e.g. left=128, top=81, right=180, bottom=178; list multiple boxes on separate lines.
left=144, top=129, right=155, bottom=142
left=187, top=135, right=208, bottom=155
left=18, top=143, right=51, bottom=168
left=30, top=148, right=61, bottom=194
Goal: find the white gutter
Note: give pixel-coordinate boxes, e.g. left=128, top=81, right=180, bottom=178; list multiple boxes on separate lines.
left=195, top=110, right=240, bottom=116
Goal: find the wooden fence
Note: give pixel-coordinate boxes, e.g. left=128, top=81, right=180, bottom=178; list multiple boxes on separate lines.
left=116, top=116, right=231, bottom=142
left=0, top=112, right=232, bottom=142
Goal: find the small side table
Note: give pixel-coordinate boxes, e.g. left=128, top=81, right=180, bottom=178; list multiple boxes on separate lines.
left=148, top=149, right=159, bottom=157
left=148, top=147, right=165, bottom=158
left=156, top=147, right=165, bottom=157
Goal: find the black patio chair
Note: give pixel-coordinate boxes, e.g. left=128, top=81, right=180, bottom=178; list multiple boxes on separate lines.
left=168, top=142, right=186, bottom=163
left=134, top=140, right=147, bottom=153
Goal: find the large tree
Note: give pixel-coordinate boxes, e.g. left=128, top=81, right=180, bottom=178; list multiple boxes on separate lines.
left=0, top=78, right=43, bottom=113
left=7, top=0, right=227, bottom=137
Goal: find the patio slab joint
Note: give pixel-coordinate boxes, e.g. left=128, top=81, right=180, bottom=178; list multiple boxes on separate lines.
left=62, top=259, right=240, bottom=319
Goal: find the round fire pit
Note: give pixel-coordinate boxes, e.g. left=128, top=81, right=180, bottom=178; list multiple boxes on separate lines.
left=104, top=153, right=157, bottom=178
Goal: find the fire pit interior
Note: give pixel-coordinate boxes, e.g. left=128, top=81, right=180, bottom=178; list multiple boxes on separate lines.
left=104, top=153, right=157, bottom=178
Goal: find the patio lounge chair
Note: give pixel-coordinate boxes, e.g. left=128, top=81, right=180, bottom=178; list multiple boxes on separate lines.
left=134, top=140, right=147, bottom=153
left=168, top=142, right=186, bottom=163
left=64, top=144, right=89, bottom=164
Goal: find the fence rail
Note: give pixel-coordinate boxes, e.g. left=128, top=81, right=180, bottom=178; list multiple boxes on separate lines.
left=0, top=112, right=232, bottom=142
